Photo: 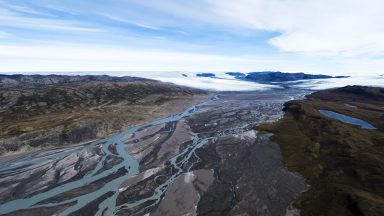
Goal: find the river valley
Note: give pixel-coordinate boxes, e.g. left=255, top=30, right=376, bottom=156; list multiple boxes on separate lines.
left=0, top=89, right=309, bottom=216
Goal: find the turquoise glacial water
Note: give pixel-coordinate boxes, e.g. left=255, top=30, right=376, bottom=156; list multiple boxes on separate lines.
left=319, top=109, right=377, bottom=130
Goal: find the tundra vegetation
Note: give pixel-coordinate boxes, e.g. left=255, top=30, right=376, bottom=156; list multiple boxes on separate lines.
left=259, top=86, right=384, bottom=215
left=0, top=74, right=207, bottom=154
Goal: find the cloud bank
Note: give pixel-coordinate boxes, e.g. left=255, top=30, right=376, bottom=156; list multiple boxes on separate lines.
left=0, top=0, right=384, bottom=75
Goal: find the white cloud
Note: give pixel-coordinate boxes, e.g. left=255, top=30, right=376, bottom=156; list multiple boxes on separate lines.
left=99, top=13, right=162, bottom=30
left=0, top=0, right=384, bottom=76
left=3, top=1, right=384, bottom=57
left=2, top=3, right=54, bottom=17
left=0, top=44, right=250, bottom=72
left=1, top=44, right=384, bottom=75
left=206, top=0, right=384, bottom=56
left=0, top=44, right=242, bottom=62
left=0, top=7, right=102, bottom=32
left=125, top=0, right=384, bottom=57
left=0, top=30, right=9, bottom=38
left=293, top=76, right=384, bottom=90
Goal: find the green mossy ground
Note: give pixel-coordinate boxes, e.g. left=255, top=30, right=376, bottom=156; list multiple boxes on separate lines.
left=258, top=86, right=384, bottom=216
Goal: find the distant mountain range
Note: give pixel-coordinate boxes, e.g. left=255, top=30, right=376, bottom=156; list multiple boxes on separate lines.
left=196, top=73, right=216, bottom=77
left=226, top=71, right=349, bottom=82
left=0, top=74, right=150, bottom=86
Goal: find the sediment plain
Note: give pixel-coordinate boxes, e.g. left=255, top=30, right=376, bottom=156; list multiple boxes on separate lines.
left=0, top=88, right=309, bottom=216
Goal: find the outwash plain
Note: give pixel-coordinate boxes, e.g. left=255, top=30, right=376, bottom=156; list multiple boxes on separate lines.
left=0, top=75, right=383, bottom=216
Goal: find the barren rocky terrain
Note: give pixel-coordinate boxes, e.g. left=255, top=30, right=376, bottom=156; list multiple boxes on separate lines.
left=0, top=88, right=309, bottom=216
left=0, top=74, right=208, bottom=155
left=3, top=75, right=380, bottom=216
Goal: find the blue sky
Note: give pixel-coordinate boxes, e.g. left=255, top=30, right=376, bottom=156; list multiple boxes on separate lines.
left=1, top=0, right=384, bottom=75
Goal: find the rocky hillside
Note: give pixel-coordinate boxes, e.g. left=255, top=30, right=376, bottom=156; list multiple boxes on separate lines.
left=259, top=85, right=384, bottom=215
left=0, top=74, right=208, bottom=154
left=308, top=85, right=384, bottom=102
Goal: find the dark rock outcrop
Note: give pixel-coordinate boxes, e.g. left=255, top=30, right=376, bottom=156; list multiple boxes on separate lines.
left=225, top=72, right=246, bottom=78
left=196, top=73, right=216, bottom=77
left=243, top=71, right=348, bottom=82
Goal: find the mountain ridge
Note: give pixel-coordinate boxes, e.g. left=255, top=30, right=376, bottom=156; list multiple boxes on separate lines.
left=0, top=74, right=208, bottom=154
left=225, top=71, right=348, bottom=82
